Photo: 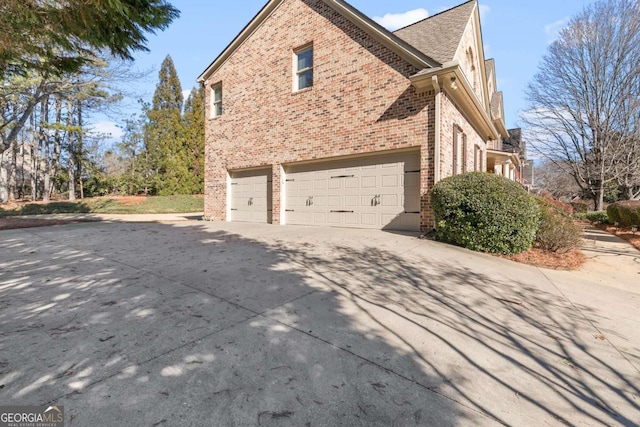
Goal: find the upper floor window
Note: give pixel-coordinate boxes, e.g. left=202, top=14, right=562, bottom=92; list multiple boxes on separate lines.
left=211, top=84, right=222, bottom=118
left=466, top=48, right=477, bottom=92
left=453, top=126, right=467, bottom=175
left=295, top=45, right=313, bottom=91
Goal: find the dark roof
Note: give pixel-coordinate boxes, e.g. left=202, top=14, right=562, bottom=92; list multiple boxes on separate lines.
left=393, top=0, right=476, bottom=64
left=502, top=128, right=526, bottom=157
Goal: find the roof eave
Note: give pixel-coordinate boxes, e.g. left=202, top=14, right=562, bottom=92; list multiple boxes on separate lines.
left=198, top=0, right=283, bottom=83
left=410, top=62, right=501, bottom=141
left=198, top=0, right=440, bottom=84
left=487, top=149, right=522, bottom=166
left=324, top=0, right=441, bottom=69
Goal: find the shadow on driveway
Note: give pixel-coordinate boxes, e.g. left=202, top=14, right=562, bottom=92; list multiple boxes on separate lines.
left=0, top=221, right=638, bottom=426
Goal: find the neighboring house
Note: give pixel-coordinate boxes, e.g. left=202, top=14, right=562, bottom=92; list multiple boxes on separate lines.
left=198, top=0, right=511, bottom=231
left=487, top=128, right=534, bottom=190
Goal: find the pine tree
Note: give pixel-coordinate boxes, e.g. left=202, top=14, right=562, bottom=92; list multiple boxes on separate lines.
left=0, top=0, right=179, bottom=79
left=182, top=86, right=205, bottom=194
left=144, top=55, right=187, bottom=195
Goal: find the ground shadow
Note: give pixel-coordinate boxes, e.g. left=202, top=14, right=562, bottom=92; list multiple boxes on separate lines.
left=0, top=222, right=467, bottom=426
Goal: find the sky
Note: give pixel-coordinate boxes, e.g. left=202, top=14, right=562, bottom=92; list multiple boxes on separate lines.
left=93, top=0, right=594, bottom=141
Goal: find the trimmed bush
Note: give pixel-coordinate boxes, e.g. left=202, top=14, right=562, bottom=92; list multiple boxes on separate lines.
left=574, top=211, right=609, bottom=224
left=607, top=201, right=640, bottom=227
left=535, top=198, right=582, bottom=253
left=430, top=172, right=540, bottom=255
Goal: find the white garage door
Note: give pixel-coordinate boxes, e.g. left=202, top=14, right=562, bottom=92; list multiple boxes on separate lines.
left=229, top=169, right=272, bottom=223
left=285, top=152, right=420, bottom=231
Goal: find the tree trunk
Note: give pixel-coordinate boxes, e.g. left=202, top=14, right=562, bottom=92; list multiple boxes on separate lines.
left=41, top=97, right=51, bottom=203
left=595, top=185, right=605, bottom=211
left=0, top=151, right=8, bottom=203
left=30, top=139, right=38, bottom=201
left=67, top=99, right=76, bottom=201
left=8, top=141, right=17, bottom=201
left=77, top=100, right=83, bottom=199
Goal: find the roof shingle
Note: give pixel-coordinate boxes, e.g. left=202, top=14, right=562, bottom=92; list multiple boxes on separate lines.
left=393, top=0, right=476, bottom=65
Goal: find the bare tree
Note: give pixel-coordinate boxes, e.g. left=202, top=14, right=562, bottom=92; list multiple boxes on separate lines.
left=615, top=135, right=640, bottom=200
left=523, top=0, right=640, bottom=210
left=535, top=160, right=583, bottom=201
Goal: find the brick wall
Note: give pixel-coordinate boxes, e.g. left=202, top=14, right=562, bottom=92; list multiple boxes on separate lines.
left=203, top=0, right=439, bottom=229
left=454, top=17, right=486, bottom=110
left=439, top=91, right=487, bottom=179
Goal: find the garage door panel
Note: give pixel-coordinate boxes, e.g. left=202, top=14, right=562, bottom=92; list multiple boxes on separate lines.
left=327, top=213, right=341, bottom=225
left=344, top=213, right=358, bottom=225
left=313, top=213, right=326, bottom=223
left=230, top=169, right=271, bottom=224
left=381, top=175, right=399, bottom=188
left=361, top=176, right=376, bottom=188
left=328, top=196, right=341, bottom=207
left=314, top=179, right=327, bottom=190
left=381, top=194, right=399, bottom=206
left=342, top=177, right=357, bottom=188
left=345, top=195, right=358, bottom=207
left=361, top=213, right=376, bottom=226
left=299, top=179, right=312, bottom=191
left=285, top=152, right=420, bottom=231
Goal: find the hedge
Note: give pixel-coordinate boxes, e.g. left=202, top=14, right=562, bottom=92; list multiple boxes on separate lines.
left=574, top=211, right=609, bottom=224
left=607, top=201, right=640, bottom=227
left=430, top=173, right=540, bottom=255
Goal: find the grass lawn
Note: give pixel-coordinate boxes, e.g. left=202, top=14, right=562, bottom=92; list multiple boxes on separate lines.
left=0, top=195, right=204, bottom=217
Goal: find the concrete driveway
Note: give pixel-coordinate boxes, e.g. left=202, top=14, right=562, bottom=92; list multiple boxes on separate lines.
left=0, top=221, right=638, bottom=426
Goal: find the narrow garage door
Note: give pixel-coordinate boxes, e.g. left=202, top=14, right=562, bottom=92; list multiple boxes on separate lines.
left=229, top=169, right=272, bottom=223
left=285, top=152, right=420, bottom=231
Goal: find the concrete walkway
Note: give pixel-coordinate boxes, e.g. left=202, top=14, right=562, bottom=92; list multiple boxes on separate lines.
left=0, top=220, right=638, bottom=426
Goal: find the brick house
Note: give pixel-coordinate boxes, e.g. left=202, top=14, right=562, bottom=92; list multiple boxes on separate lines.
left=198, top=0, right=510, bottom=231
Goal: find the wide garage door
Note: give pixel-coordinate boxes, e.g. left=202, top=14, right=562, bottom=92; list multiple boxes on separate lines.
left=229, top=169, right=272, bottom=223
left=285, top=151, right=420, bottom=231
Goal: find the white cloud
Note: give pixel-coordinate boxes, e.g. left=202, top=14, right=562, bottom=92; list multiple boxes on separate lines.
left=544, top=17, right=570, bottom=43
left=89, top=121, right=124, bottom=140
left=479, top=4, right=490, bottom=22
left=373, top=8, right=429, bottom=31
left=182, top=89, right=192, bottom=101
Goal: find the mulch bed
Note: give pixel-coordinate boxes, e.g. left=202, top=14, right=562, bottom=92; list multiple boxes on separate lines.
left=499, top=248, right=586, bottom=271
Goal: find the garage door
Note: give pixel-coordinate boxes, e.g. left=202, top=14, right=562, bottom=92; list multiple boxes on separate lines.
left=229, top=169, right=272, bottom=223
left=284, top=152, right=420, bottom=231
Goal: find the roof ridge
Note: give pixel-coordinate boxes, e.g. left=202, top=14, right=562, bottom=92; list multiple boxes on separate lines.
left=393, top=0, right=476, bottom=33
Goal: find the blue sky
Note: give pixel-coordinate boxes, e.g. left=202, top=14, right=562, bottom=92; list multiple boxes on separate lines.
left=94, top=0, right=593, bottom=140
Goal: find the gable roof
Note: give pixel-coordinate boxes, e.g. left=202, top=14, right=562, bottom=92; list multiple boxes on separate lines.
left=393, top=0, right=476, bottom=64
left=198, top=0, right=440, bottom=83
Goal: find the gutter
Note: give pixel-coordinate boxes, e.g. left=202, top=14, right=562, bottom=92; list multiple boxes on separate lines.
left=410, top=62, right=502, bottom=141
left=432, top=75, right=441, bottom=183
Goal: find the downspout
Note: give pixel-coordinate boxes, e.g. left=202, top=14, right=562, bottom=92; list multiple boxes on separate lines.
left=432, top=75, right=441, bottom=183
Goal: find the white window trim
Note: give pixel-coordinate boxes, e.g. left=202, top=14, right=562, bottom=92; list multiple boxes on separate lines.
left=293, top=45, right=313, bottom=92
left=211, top=84, right=222, bottom=118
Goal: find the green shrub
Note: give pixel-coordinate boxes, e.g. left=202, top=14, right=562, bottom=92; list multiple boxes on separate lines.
left=574, top=211, right=609, bottom=224
left=535, top=198, right=582, bottom=253
left=607, top=201, right=640, bottom=226
left=430, top=172, right=540, bottom=255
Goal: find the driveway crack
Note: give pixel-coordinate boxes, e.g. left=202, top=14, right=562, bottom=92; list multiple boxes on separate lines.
left=537, top=268, right=640, bottom=375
